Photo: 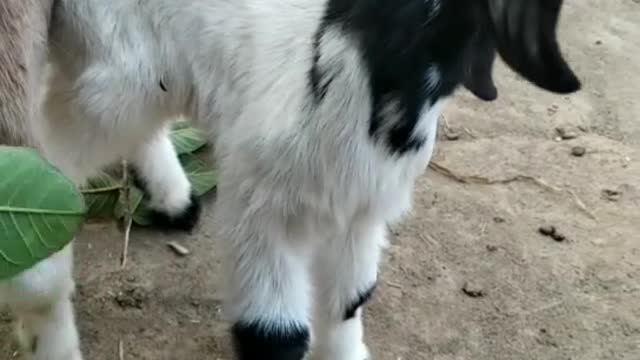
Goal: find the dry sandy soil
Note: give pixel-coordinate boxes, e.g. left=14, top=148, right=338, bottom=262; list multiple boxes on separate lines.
left=2, top=1, right=639, bottom=359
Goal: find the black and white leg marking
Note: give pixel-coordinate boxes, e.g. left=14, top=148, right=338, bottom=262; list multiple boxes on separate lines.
left=344, top=283, right=377, bottom=321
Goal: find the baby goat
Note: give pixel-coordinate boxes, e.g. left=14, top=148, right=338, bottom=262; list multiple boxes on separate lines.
left=0, top=0, right=580, bottom=359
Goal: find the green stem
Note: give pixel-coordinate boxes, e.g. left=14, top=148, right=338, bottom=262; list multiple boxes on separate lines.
left=80, top=185, right=123, bottom=194
left=0, top=206, right=85, bottom=215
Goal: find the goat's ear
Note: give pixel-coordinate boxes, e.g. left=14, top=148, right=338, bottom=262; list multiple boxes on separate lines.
left=486, top=0, right=581, bottom=94
left=464, top=30, right=499, bottom=101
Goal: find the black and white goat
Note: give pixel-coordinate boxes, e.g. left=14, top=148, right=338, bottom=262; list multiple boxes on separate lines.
left=0, top=0, right=580, bottom=359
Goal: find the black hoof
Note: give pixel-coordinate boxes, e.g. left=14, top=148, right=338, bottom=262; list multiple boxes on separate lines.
left=130, top=168, right=202, bottom=232
left=148, top=193, right=202, bottom=232
left=232, top=321, right=309, bottom=360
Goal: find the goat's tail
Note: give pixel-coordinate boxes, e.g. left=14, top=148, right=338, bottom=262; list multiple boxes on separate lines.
left=0, top=0, right=54, bottom=147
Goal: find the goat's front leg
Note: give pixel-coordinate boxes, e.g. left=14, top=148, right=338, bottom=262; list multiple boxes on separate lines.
left=307, top=222, right=385, bottom=360
left=129, top=125, right=201, bottom=231
left=216, top=189, right=312, bottom=360
left=0, top=246, right=82, bottom=360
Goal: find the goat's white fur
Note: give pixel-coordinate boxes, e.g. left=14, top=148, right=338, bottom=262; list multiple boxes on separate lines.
left=1, top=0, right=448, bottom=359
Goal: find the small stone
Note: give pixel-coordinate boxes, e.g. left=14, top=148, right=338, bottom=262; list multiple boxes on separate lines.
left=551, top=232, right=567, bottom=242
left=571, top=146, right=586, bottom=157
left=445, top=130, right=461, bottom=141
left=462, top=282, right=486, bottom=298
left=167, top=241, right=190, bottom=256
left=595, top=40, right=603, bottom=45
left=602, top=189, right=622, bottom=202
left=556, top=127, right=578, bottom=140
left=493, top=216, right=505, bottom=223
left=486, top=244, right=498, bottom=252
left=539, top=225, right=556, bottom=237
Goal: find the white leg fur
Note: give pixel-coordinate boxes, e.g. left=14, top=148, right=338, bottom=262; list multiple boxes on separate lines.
left=217, top=191, right=312, bottom=330
left=308, top=310, right=369, bottom=360
left=0, top=246, right=82, bottom=360
left=130, top=125, right=192, bottom=216
left=308, top=221, right=386, bottom=360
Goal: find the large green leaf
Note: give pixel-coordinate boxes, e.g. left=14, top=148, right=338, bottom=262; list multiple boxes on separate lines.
left=0, top=146, right=86, bottom=280
left=114, top=184, right=144, bottom=220
left=170, top=122, right=208, bottom=155
left=81, top=173, right=122, bottom=219
left=181, top=155, right=218, bottom=196
left=132, top=197, right=154, bottom=226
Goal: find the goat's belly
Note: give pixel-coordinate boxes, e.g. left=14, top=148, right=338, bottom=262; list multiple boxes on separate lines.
left=219, top=136, right=433, bottom=233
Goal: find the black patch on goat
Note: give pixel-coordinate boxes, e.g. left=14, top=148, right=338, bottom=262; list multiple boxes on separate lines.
left=309, top=22, right=333, bottom=103
left=232, top=321, right=309, bottom=360
left=344, top=283, right=377, bottom=320
left=322, top=0, right=480, bottom=155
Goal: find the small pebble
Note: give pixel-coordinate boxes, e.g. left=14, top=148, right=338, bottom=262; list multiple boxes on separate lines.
left=493, top=216, right=505, bottom=223
left=551, top=232, right=567, bottom=242
left=602, top=189, right=622, bottom=202
left=595, top=40, right=603, bottom=45
left=571, top=146, right=586, bottom=157
left=556, top=127, right=578, bottom=140
left=539, top=225, right=568, bottom=242
left=445, top=130, right=461, bottom=141
left=462, top=282, right=486, bottom=298
left=486, top=244, right=498, bottom=252
left=539, top=225, right=556, bottom=237
left=167, top=241, right=191, bottom=256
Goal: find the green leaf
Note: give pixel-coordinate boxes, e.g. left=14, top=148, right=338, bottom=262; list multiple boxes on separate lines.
left=170, top=123, right=208, bottom=155
left=181, top=155, right=218, bottom=196
left=114, top=184, right=144, bottom=221
left=81, top=173, right=122, bottom=219
left=0, top=146, right=86, bottom=280
left=132, top=197, right=154, bottom=226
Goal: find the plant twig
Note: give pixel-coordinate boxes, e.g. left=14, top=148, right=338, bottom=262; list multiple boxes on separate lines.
left=428, top=161, right=597, bottom=220
left=80, top=184, right=123, bottom=194
left=120, top=159, right=132, bottom=269
left=429, top=161, right=561, bottom=191
left=384, top=280, right=403, bottom=290
left=118, top=339, right=124, bottom=360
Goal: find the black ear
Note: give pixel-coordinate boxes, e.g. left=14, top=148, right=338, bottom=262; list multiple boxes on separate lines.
left=464, top=29, right=499, bottom=101
left=486, top=0, right=581, bottom=94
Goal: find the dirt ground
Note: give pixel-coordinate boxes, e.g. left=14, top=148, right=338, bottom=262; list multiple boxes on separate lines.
left=2, top=1, right=639, bottom=359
